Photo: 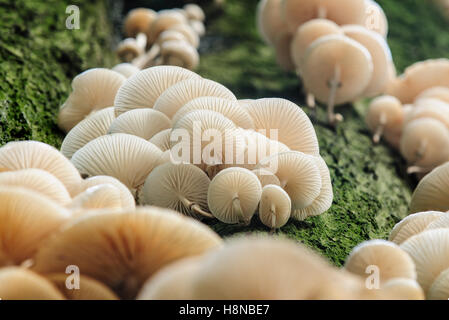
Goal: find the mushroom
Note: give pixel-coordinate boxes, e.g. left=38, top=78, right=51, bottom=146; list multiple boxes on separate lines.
left=140, top=163, right=213, bottom=219
left=256, top=0, right=288, bottom=46
left=32, top=207, right=222, bottom=299
left=69, top=184, right=123, bottom=211
left=172, top=97, right=255, bottom=129
left=153, top=79, right=236, bottom=119
left=252, top=168, right=281, bottom=187
left=207, top=167, right=262, bottom=225
left=0, top=169, right=71, bottom=206
left=183, top=4, right=205, bottom=22
left=244, top=98, right=319, bottom=155
left=259, top=184, right=291, bottom=230
left=400, top=118, right=449, bottom=175
left=425, top=212, right=449, bottom=231
left=168, top=23, right=200, bottom=49
left=344, top=240, right=417, bottom=283
left=0, top=140, right=82, bottom=196
left=58, top=68, right=126, bottom=132
left=149, top=128, right=171, bottom=151
left=301, top=35, right=373, bottom=124
left=124, top=8, right=157, bottom=43
left=60, top=107, right=116, bottom=159
left=190, top=20, right=206, bottom=37
left=0, top=186, right=69, bottom=266
left=389, top=211, right=445, bottom=245
left=159, top=40, right=200, bottom=70
left=381, top=278, right=424, bottom=300
left=364, top=0, right=388, bottom=37
left=46, top=273, right=118, bottom=300
left=409, top=162, right=449, bottom=213
left=114, top=66, right=200, bottom=116
left=282, top=0, right=367, bottom=33
left=108, top=108, right=171, bottom=140
left=0, top=267, right=65, bottom=300
left=428, top=267, right=449, bottom=300
left=366, top=95, right=403, bottom=144
left=148, top=10, right=188, bottom=44
left=342, top=25, right=392, bottom=97
left=111, top=63, right=141, bottom=78
left=116, top=38, right=144, bottom=62
left=257, top=151, right=322, bottom=214
left=415, top=86, right=449, bottom=104
left=405, top=98, right=449, bottom=129
left=71, top=133, right=163, bottom=196
left=156, top=30, right=188, bottom=45
left=400, top=229, right=449, bottom=293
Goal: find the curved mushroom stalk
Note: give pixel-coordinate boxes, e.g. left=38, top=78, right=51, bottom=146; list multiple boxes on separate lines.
left=232, top=195, right=250, bottom=226
left=259, top=185, right=291, bottom=231
left=132, top=43, right=161, bottom=69
left=373, top=112, right=387, bottom=143
left=180, top=196, right=215, bottom=219
left=327, top=64, right=344, bottom=125
left=406, top=140, right=429, bottom=175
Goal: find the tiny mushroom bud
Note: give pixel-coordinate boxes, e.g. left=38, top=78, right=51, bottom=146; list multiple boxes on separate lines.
left=160, top=40, right=200, bottom=70
left=366, top=95, right=403, bottom=144
left=183, top=4, right=205, bottom=22
left=111, top=63, right=141, bottom=78
left=259, top=184, right=292, bottom=230
left=116, top=38, right=144, bottom=62
left=428, top=267, right=449, bottom=300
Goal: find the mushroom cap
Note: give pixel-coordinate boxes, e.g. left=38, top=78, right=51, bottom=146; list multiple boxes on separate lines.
left=32, top=207, right=222, bottom=299
left=366, top=95, right=403, bottom=135
left=157, top=30, right=188, bottom=45
left=387, top=59, right=449, bottom=104
left=273, top=31, right=295, bottom=71
left=256, top=0, right=288, bottom=46
left=257, top=151, right=322, bottom=211
left=0, top=140, right=82, bottom=196
left=167, top=23, right=200, bottom=48
left=189, top=20, right=206, bottom=37
left=0, top=168, right=71, bottom=206
left=154, top=79, right=236, bottom=119
left=116, top=38, right=144, bottom=62
left=400, top=229, right=449, bottom=293
left=114, top=66, right=200, bottom=116
left=259, top=184, right=291, bottom=229
left=415, top=86, right=449, bottom=104
left=283, top=0, right=367, bottom=33
left=172, top=96, right=254, bottom=129
left=207, top=167, right=262, bottom=224
left=244, top=98, right=319, bottom=155
left=149, top=128, right=171, bottom=151
left=405, top=98, right=449, bottom=129
left=252, top=168, right=281, bottom=187
left=140, top=163, right=210, bottom=218
left=344, top=240, right=417, bottom=282
left=0, top=267, right=65, bottom=300
left=342, top=25, right=392, bottom=97
left=111, top=63, right=141, bottom=78
left=400, top=118, right=449, bottom=168
left=292, top=156, right=333, bottom=220
left=428, top=267, right=449, bottom=300
left=302, top=35, right=373, bottom=105
left=290, top=19, right=343, bottom=72
left=124, top=8, right=157, bottom=38
left=81, top=175, right=136, bottom=210
left=148, top=11, right=188, bottom=43
left=364, top=0, right=388, bottom=37
left=71, top=133, right=163, bottom=195
left=69, top=184, right=123, bottom=211
left=410, top=162, right=449, bottom=213
left=0, top=186, right=69, bottom=266
left=108, top=108, right=171, bottom=140
left=382, top=278, right=424, bottom=300
left=58, top=68, right=126, bottom=132
left=425, top=212, right=449, bottom=231
left=389, top=211, right=444, bottom=245
left=160, top=40, right=200, bottom=70
left=60, top=107, right=116, bottom=159
left=47, top=273, right=118, bottom=300
left=137, top=256, right=202, bottom=300
left=183, top=4, right=205, bottom=21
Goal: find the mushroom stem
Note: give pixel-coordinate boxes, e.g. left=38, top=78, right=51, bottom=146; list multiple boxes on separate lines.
left=180, top=197, right=215, bottom=219
left=136, top=32, right=148, bottom=50
left=327, top=64, right=343, bottom=125
left=373, top=112, right=387, bottom=144
left=232, top=195, right=249, bottom=226
left=317, top=5, right=327, bottom=19
left=307, top=92, right=316, bottom=109
left=407, top=140, right=429, bottom=175
left=270, top=203, right=277, bottom=233
left=132, top=44, right=161, bottom=69
left=407, top=165, right=433, bottom=175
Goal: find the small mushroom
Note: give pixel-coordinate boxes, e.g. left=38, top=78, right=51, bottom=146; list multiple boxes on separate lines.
left=158, top=40, right=199, bottom=70
left=124, top=8, right=157, bottom=40
left=414, top=86, right=449, bottom=104
left=32, top=207, right=222, bottom=299
left=381, top=278, right=424, bottom=300
left=140, top=163, right=213, bottom=219
left=108, top=108, right=171, bottom=140
left=149, top=128, right=171, bottom=151
left=116, top=38, right=144, bottom=62
left=428, top=267, right=449, bottom=300
left=0, top=267, right=65, bottom=300
left=58, top=68, right=126, bottom=132
left=148, top=10, right=188, bottom=44
left=405, top=98, right=449, bottom=129
left=344, top=240, right=417, bottom=283
left=111, top=63, right=141, bottom=78
left=154, top=79, right=236, bottom=119
left=364, top=0, right=388, bottom=37
left=60, top=107, right=116, bottom=159
left=256, top=0, right=289, bottom=46
left=259, top=184, right=291, bottom=230
left=69, top=184, right=123, bottom=211
left=366, top=95, right=403, bottom=144
left=183, top=4, right=205, bottom=22
left=0, top=140, right=82, bottom=196
left=114, top=66, right=200, bottom=116
left=156, top=29, right=188, bottom=45
left=207, top=167, right=262, bottom=225
left=252, top=168, right=281, bottom=187
left=71, top=134, right=163, bottom=196
left=190, top=20, right=206, bottom=37
left=409, top=162, right=449, bottom=213
left=168, top=23, right=200, bottom=49
left=389, top=211, right=444, bottom=245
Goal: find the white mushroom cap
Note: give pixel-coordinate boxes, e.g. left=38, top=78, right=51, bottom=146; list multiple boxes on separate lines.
left=283, top=0, right=367, bottom=33
left=400, top=229, right=449, bottom=293
left=366, top=95, right=403, bottom=143
left=154, top=79, right=236, bottom=119
left=183, top=4, right=205, bottom=22
left=259, top=184, right=291, bottom=229
left=252, top=168, right=281, bottom=187
left=149, top=128, right=171, bottom=151
left=167, top=23, right=200, bottom=48
left=172, top=97, right=254, bottom=129
left=382, top=278, right=424, bottom=300
left=405, top=98, right=449, bottom=129
left=124, top=8, right=157, bottom=38
left=108, top=108, right=171, bottom=140
left=415, top=86, right=449, bottom=104
left=60, top=107, right=116, bottom=159
left=425, top=212, right=449, bottom=231
left=207, top=167, right=262, bottom=224
left=114, top=66, right=200, bottom=116
left=428, top=267, right=449, bottom=300
left=160, top=40, right=200, bottom=71
left=157, top=30, right=188, bottom=45
left=69, top=184, right=123, bottom=211
left=342, top=25, right=392, bottom=97
left=345, top=240, right=417, bottom=282
left=189, top=20, right=206, bottom=37
left=389, top=211, right=445, bottom=245
left=58, top=68, right=126, bottom=132
left=364, top=0, right=388, bottom=37
left=148, top=10, right=188, bottom=43
left=117, top=38, right=144, bottom=62
left=111, top=63, right=141, bottom=78
left=256, top=0, right=288, bottom=46
left=302, top=35, right=373, bottom=105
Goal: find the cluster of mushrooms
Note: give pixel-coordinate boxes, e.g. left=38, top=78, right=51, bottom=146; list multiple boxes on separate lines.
left=257, top=0, right=392, bottom=124
left=367, top=59, right=449, bottom=177
left=57, top=65, right=332, bottom=230
left=115, top=4, right=205, bottom=74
